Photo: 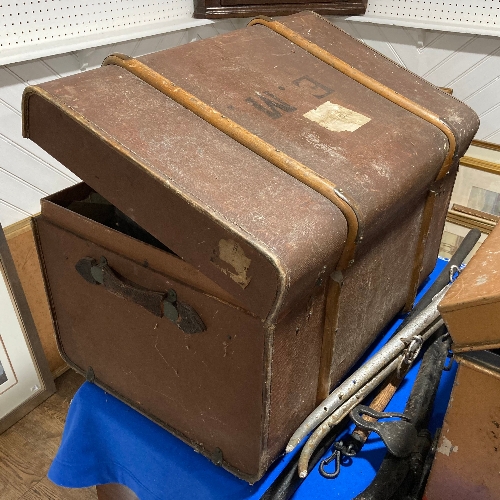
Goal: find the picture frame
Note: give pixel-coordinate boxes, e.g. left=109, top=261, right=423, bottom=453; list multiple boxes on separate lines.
left=452, top=141, right=500, bottom=214
left=439, top=221, right=488, bottom=264
left=470, top=139, right=500, bottom=157
left=439, top=139, right=500, bottom=263
left=0, top=222, right=55, bottom=434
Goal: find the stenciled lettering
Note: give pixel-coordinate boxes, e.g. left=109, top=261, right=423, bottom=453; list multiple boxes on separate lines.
left=293, top=76, right=334, bottom=99
left=245, top=91, right=297, bottom=119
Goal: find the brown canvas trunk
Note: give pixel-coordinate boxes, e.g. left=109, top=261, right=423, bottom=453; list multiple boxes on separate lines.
left=439, top=222, right=500, bottom=352
left=425, top=214, right=500, bottom=499
left=424, top=351, right=500, bottom=500
left=24, top=12, right=479, bottom=482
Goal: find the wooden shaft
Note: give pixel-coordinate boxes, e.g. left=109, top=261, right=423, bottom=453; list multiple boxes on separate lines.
left=352, top=366, right=408, bottom=443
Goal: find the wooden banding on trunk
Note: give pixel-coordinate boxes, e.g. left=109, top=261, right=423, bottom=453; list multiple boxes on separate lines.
left=101, top=52, right=361, bottom=403
left=101, top=53, right=360, bottom=274
left=247, top=16, right=460, bottom=393
left=102, top=12, right=459, bottom=401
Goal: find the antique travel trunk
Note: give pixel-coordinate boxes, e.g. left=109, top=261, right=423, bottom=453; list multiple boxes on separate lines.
left=424, top=222, right=500, bottom=499
left=23, top=12, right=479, bottom=482
left=439, top=221, right=500, bottom=353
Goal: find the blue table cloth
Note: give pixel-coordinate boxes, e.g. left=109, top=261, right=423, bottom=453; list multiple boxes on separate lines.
left=49, top=258, right=456, bottom=499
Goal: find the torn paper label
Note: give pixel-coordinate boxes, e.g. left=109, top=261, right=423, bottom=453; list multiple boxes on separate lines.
left=304, top=101, right=371, bottom=132
left=211, top=239, right=252, bottom=289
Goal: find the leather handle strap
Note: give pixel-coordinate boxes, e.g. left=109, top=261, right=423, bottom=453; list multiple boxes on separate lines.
left=75, top=256, right=206, bottom=334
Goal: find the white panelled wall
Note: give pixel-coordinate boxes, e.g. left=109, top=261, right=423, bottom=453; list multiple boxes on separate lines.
left=0, top=19, right=247, bottom=226
left=1, top=16, right=500, bottom=226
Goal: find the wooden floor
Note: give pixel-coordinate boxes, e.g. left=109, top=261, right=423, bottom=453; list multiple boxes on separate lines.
left=0, top=369, right=97, bottom=500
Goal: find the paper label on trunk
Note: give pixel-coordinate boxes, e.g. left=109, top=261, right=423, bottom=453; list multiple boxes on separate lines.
left=304, top=101, right=371, bottom=132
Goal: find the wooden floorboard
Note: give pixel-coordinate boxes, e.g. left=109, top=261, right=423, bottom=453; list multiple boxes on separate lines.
left=0, top=431, right=52, bottom=500
left=20, top=477, right=98, bottom=500
left=8, top=402, right=66, bottom=460
left=0, top=369, right=97, bottom=499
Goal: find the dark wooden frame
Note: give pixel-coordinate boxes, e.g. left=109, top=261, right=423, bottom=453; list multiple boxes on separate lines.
left=0, top=222, right=55, bottom=434
left=193, top=0, right=367, bottom=19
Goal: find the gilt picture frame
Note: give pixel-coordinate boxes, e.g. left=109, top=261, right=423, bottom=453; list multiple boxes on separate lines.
left=439, top=139, right=500, bottom=263
left=0, top=222, right=55, bottom=433
left=452, top=142, right=500, bottom=215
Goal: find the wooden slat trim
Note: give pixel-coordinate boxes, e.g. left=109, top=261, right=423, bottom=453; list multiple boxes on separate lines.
left=460, top=155, right=500, bottom=175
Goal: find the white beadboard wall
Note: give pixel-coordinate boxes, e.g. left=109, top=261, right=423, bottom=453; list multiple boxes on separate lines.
left=0, top=19, right=247, bottom=226
left=1, top=16, right=500, bottom=226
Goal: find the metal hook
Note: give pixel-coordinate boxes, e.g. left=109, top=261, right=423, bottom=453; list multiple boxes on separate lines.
left=319, top=449, right=341, bottom=479
left=350, top=405, right=416, bottom=457
left=397, top=335, right=423, bottom=377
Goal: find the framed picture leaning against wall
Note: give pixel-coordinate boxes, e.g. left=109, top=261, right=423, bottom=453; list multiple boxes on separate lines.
left=439, top=140, right=500, bottom=263
left=0, top=222, right=55, bottom=433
